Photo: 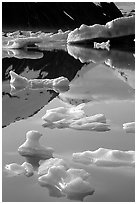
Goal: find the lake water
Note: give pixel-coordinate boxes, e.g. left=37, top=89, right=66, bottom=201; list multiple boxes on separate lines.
left=2, top=40, right=135, bottom=202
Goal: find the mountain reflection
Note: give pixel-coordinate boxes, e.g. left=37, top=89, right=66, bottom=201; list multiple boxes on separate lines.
left=2, top=45, right=134, bottom=127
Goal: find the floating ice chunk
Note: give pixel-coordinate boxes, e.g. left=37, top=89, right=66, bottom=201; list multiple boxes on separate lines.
left=42, top=104, right=85, bottom=123
left=5, top=163, right=26, bottom=176
left=70, top=122, right=110, bottom=132
left=21, top=162, right=34, bottom=177
left=5, top=162, right=34, bottom=177
left=67, top=16, right=135, bottom=43
left=9, top=71, right=69, bottom=94
left=42, top=109, right=110, bottom=132
left=38, top=160, right=94, bottom=201
left=72, top=148, right=135, bottom=167
left=18, top=130, right=54, bottom=159
left=94, top=40, right=110, bottom=51
left=38, top=158, right=69, bottom=176
left=123, top=122, right=135, bottom=133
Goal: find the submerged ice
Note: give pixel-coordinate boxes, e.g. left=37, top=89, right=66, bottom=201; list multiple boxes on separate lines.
left=72, top=148, right=135, bottom=167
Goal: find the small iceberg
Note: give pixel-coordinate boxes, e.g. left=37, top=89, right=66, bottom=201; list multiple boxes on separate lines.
left=38, top=159, right=94, bottom=201
left=72, top=148, right=135, bottom=167
left=10, top=71, right=69, bottom=94
left=5, top=162, right=34, bottom=177
left=123, top=122, right=135, bottom=133
left=94, top=40, right=110, bottom=51
left=18, top=130, right=54, bottom=160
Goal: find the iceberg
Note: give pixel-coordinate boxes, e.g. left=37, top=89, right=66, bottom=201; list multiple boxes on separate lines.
left=123, top=122, right=135, bottom=133
left=38, top=161, right=94, bottom=201
left=18, top=130, right=54, bottom=159
left=67, top=16, right=135, bottom=43
left=10, top=71, right=70, bottom=94
left=94, top=40, right=110, bottom=51
left=72, top=148, right=135, bottom=167
left=5, top=162, right=34, bottom=177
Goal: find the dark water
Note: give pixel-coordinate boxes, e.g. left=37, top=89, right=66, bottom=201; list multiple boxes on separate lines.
left=2, top=41, right=135, bottom=202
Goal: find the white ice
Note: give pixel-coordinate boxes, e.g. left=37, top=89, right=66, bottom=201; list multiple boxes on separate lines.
left=72, top=148, right=135, bottom=167
left=10, top=71, right=69, bottom=94
left=42, top=105, right=110, bottom=132
left=38, top=159, right=94, bottom=199
left=5, top=162, right=34, bottom=177
left=18, top=130, right=54, bottom=159
left=123, top=122, right=135, bottom=133
left=67, top=16, right=135, bottom=43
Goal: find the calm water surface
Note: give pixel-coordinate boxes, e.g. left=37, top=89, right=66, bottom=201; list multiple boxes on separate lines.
left=2, top=42, right=135, bottom=202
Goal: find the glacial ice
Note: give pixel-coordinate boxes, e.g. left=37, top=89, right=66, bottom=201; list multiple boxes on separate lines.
left=67, top=16, right=135, bottom=43
left=10, top=71, right=70, bottom=94
left=123, top=122, right=135, bottom=133
left=72, top=148, right=135, bottom=167
left=38, top=160, right=94, bottom=200
left=42, top=105, right=110, bottom=131
left=18, top=130, right=54, bottom=159
left=5, top=162, right=34, bottom=177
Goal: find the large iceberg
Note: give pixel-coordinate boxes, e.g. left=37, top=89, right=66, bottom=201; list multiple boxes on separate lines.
left=67, top=16, right=135, bottom=43
left=18, top=130, right=54, bottom=159
left=72, top=148, right=135, bottom=167
left=10, top=71, right=70, bottom=94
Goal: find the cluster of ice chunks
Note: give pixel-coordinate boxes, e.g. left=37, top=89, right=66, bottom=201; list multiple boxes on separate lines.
left=2, top=29, right=71, bottom=49
left=38, top=158, right=95, bottom=200
left=42, top=104, right=110, bottom=132
left=67, top=16, right=135, bottom=43
left=123, top=122, right=135, bottom=133
left=9, top=71, right=70, bottom=95
left=72, top=148, right=135, bottom=167
left=5, top=129, right=95, bottom=201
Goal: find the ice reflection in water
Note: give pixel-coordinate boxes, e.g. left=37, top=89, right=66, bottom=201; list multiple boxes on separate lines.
left=2, top=40, right=135, bottom=202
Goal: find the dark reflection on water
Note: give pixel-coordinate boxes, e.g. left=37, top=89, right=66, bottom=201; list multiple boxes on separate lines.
left=2, top=42, right=135, bottom=202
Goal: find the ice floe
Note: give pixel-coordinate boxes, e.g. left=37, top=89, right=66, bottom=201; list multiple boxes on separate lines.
left=123, top=122, right=135, bottom=133
left=72, top=148, right=135, bottom=167
left=38, top=159, right=94, bottom=201
left=10, top=71, right=70, bottom=94
left=18, top=130, right=54, bottom=159
left=67, top=16, right=135, bottom=43
left=5, top=162, right=34, bottom=177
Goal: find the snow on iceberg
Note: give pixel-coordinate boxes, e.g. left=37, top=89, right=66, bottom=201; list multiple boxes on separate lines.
left=72, top=148, right=135, bottom=167
left=5, top=162, right=34, bottom=177
left=67, top=16, right=135, bottom=43
left=123, top=122, right=135, bottom=133
left=10, top=71, right=70, bottom=94
left=38, top=160, right=94, bottom=201
left=18, top=130, right=54, bottom=159
left=42, top=104, right=110, bottom=131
